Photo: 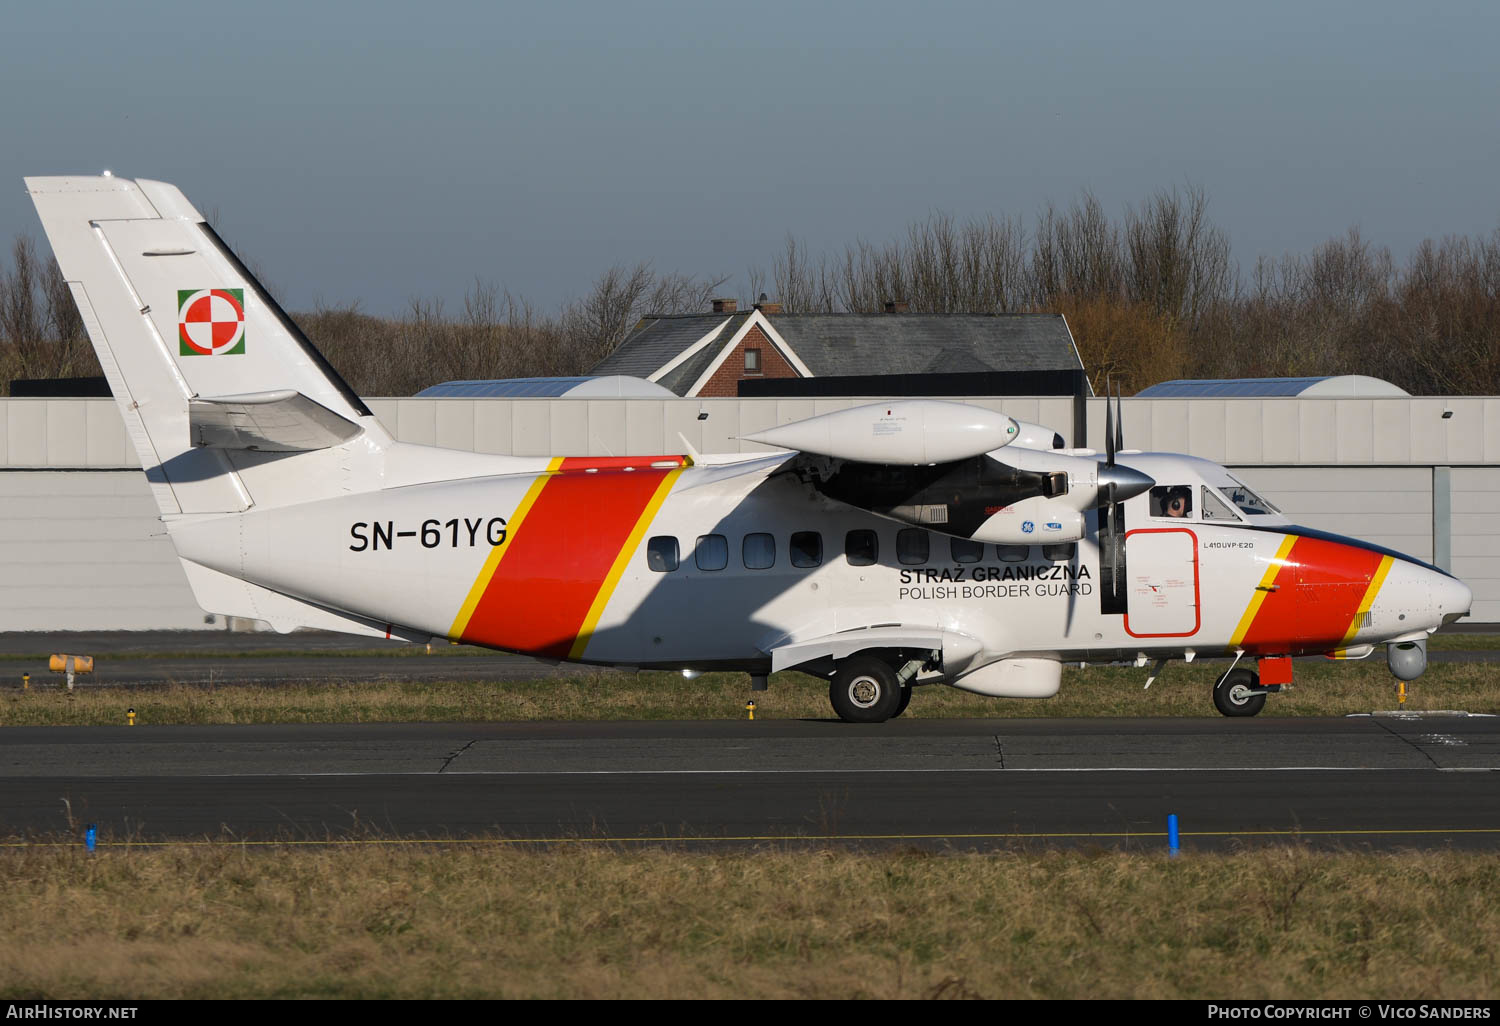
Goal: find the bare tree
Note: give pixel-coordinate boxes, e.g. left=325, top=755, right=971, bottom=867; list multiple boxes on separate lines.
left=1124, top=185, right=1235, bottom=326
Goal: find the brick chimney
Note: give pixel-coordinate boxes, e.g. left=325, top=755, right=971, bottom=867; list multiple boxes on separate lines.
left=884, top=300, right=910, bottom=314
left=757, top=302, right=783, bottom=315
left=712, top=298, right=737, bottom=313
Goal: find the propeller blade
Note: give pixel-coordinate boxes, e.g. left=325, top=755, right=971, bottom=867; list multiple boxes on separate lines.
left=1112, top=500, right=1123, bottom=597
left=1106, top=483, right=1118, bottom=596
left=1064, top=542, right=1078, bottom=634
left=1113, top=385, right=1124, bottom=457
left=1104, top=385, right=1116, bottom=467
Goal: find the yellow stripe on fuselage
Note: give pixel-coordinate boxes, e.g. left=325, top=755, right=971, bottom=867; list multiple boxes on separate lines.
left=567, top=466, right=685, bottom=661
left=447, top=457, right=564, bottom=639
left=1339, top=553, right=1394, bottom=647
left=1228, top=535, right=1298, bottom=649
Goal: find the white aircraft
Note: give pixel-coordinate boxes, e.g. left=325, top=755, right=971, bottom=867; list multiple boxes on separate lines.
left=24, top=175, right=1473, bottom=721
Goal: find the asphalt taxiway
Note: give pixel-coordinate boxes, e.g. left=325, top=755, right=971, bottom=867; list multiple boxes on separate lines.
left=0, top=629, right=1493, bottom=686
left=3, top=717, right=1497, bottom=850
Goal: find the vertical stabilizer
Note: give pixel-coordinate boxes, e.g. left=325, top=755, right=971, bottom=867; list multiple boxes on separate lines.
left=25, top=175, right=392, bottom=515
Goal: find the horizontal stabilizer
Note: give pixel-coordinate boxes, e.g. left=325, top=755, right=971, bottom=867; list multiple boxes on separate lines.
left=189, top=390, right=362, bottom=452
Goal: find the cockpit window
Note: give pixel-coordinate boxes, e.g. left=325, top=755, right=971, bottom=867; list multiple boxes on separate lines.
left=1200, top=486, right=1241, bottom=522
left=1150, top=485, right=1194, bottom=519
left=1223, top=475, right=1280, bottom=516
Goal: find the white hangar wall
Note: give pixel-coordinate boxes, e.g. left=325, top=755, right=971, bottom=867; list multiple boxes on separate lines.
left=0, top=396, right=1493, bottom=630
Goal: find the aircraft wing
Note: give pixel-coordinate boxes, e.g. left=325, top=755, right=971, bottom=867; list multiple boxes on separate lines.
left=744, top=401, right=1151, bottom=545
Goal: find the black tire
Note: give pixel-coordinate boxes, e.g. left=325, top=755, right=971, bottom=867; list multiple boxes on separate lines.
left=1214, top=666, right=1267, bottom=718
left=892, top=684, right=914, bottom=719
left=829, top=656, right=902, bottom=723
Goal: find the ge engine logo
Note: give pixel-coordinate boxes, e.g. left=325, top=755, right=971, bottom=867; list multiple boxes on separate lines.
left=1021, top=520, right=1034, bottom=534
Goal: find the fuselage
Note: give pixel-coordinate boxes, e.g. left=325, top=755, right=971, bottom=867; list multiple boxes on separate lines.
left=166, top=447, right=1471, bottom=677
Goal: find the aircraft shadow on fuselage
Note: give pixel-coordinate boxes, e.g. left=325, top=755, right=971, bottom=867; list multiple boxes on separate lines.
left=574, top=465, right=1112, bottom=683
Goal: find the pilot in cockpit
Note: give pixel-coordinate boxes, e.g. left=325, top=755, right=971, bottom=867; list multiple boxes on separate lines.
left=1151, top=485, right=1194, bottom=519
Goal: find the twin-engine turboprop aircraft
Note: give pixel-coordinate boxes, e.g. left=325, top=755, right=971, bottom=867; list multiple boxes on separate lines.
left=25, top=175, right=1473, bottom=721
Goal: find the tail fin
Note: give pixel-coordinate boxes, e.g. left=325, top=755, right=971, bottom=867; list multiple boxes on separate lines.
left=25, top=175, right=391, bottom=515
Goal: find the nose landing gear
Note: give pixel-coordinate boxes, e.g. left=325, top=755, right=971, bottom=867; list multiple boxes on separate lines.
left=1213, top=656, right=1293, bottom=718
left=1213, top=666, right=1267, bottom=717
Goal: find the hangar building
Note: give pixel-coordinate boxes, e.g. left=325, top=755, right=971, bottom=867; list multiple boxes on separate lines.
left=0, top=388, right=1494, bottom=631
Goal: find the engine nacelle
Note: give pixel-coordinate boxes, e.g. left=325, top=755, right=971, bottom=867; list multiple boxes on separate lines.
left=1008, top=420, right=1066, bottom=451
left=743, top=400, right=1019, bottom=464
left=948, top=657, right=1062, bottom=698
left=971, top=496, right=1085, bottom=544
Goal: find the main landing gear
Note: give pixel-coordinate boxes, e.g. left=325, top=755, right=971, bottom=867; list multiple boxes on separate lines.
left=828, top=654, right=918, bottom=724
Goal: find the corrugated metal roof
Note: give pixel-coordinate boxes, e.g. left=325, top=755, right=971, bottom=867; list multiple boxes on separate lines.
left=416, top=376, right=675, bottom=398
left=416, top=378, right=594, bottom=398
left=1136, top=376, right=1409, bottom=398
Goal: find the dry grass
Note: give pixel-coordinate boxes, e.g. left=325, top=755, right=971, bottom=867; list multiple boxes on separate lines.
left=0, top=844, right=1494, bottom=999
left=1, top=661, right=1495, bottom=727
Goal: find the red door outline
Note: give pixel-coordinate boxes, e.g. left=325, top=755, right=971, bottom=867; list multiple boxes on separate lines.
left=1122, top=527, right=1201, bottom=638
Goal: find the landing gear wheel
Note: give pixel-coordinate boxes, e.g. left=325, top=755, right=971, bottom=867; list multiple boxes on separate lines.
left=892, top=684, right=914, bottom=719
left=1214, top=667, right=1267, bottom=718
left=829, top=656, right=902, bottom=723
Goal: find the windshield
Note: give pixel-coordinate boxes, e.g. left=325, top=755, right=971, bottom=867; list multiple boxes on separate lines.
left=1223, top=475, right=1280, bottom=516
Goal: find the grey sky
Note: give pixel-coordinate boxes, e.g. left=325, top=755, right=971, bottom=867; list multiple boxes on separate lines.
left=2, top=0, right=1497, bottom=315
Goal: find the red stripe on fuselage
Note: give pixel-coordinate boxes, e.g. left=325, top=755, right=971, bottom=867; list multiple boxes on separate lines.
left=459, top=463, right=673, bottom=658
left=1239, top=536, right=1385, bottom=654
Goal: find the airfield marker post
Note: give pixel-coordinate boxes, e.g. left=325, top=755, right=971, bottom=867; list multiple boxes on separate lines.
left=20, top=673, right=27, bottom=690
left=745, top=701, right=756, bottom=721
left=85, top=824, right=96, bottom=854
left=1167, top=814, right=1180, bottom=857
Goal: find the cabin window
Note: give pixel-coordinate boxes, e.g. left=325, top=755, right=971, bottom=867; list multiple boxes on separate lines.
left=897, top=528, right=930, bottom=565
left=1043, top=542, right=1076, bottom=561
left=950, top=538, right=983, bottom=563
left=743, top=348, right=762, bottom=375
left=997, top=544, right=1028, bottom=562
left=743, top=532, right=776, bottom=569
left=1200, top=486, right=1241, bottom=522
left=845, top=529, right=878, bottom=566
left=695, top=534, right=728, bottom=571
left=790, top=531, right=823, bottom=568
left=1150, top=485, right=1194, bottom=519
left=647, top=536, right=679, bottom=572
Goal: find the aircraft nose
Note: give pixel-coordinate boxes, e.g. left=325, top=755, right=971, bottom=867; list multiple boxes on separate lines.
left=1431, top=571, right=1472, bottom=626
left=1375, top=558, right=1473, bottom=634
left=1097, top=463, right=1155, bottom=502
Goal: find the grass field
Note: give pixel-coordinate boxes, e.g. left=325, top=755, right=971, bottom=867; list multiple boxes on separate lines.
left=0, top=844, right=1495, bottom=999
left=1, top=659, right=1495, bottom=726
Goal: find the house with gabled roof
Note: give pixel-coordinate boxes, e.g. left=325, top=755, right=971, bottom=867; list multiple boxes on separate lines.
left=589, top=299, right=1087, bottom=398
